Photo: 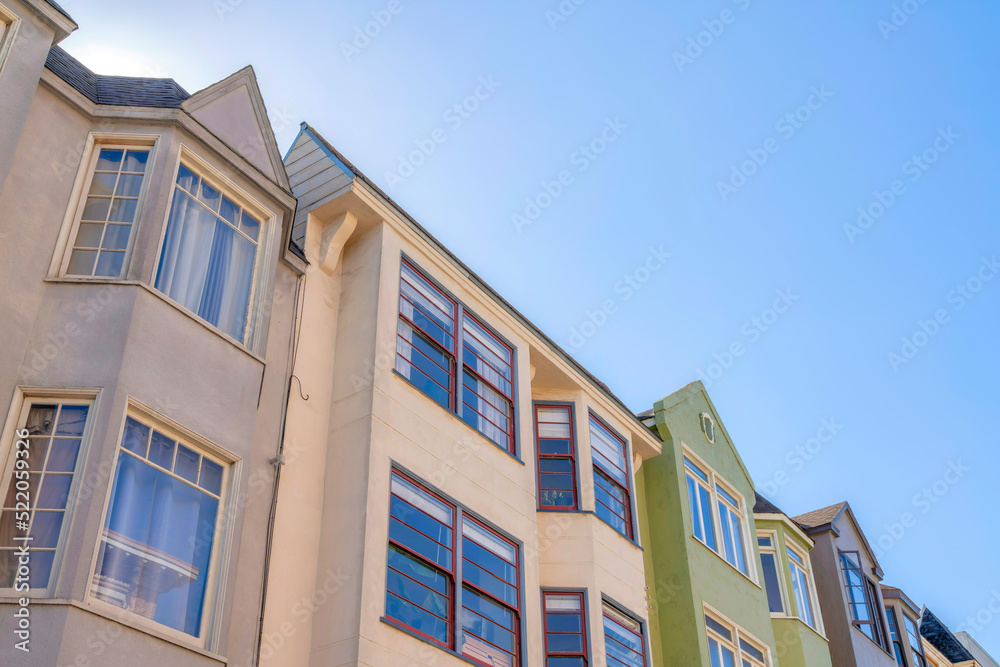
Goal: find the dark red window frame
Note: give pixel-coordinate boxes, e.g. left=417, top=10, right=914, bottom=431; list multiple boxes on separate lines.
left=460, top=516, right=521, bottom=667
left=385, top=469, right=456, bottom=650
left=603, top=603, right=647, bottom=667
left=590, top=415, right=634, bottom=540
left=543, top=591, right=589, bottom=665
left=396, top=260, right=517, bottom=455
left=534, top=404, right=578, bottom=510
left=384, top=469, right=522, bottom=666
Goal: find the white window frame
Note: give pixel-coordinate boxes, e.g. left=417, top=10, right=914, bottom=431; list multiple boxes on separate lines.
left=151, top=147, right=276, bottom=351
left=683, top=447, right=757, bottom=583
left=0, top=3, right=19, bottom=77
left=756, top=530, right=787, bottom=617
left=85, top=399, right=240, bottom=650
left=50, top=134, right=159, bottom=280
left=0, top=387, right=100, bottom=597
left=786, top=541, right=824, bottom=634
left=705, top=605, right=771, bottom=667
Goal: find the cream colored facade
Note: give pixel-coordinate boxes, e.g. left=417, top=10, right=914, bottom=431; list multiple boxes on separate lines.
left=258, top=126, right=662, bottom=667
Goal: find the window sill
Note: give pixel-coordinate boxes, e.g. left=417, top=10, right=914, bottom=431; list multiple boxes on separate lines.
left=771, top=613, right=829, bottom=642
left=381, top=616, right=511, bottom=667
left=690, top=534, right=761, bottom=589
left=0, top=597, right=228, bottom=662
left=391, top=368, right=523, bottom=466
left=42, top=276, right=265, bottom=365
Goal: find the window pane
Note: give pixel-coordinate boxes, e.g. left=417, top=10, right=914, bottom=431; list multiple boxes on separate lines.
left=594, top=469, right=630, bottom=538
left=123, top=150, right=148, bottom=173
left=101, top=223, right=131, bottom=250
left=757, top=536, right=772, bottom=548
left=96, top=149, right=123, bottom=171
left=462, top=370, right=511, bottom=450
left=122, top=417, right=150, bottom=457
left=75, top=222, right=104, bottom=248
left=462, top=317, right=512, bottom=397
left=699, top=485, right=716, bottom=550
left=92, top=448, right=220, bottom=637
left=604, top=608, right=645, bottom=667
left=175, top=446, right=200, bottom=484
left=392, top=473, right=452, bottom=525
left=176, top=164, right=199, bottom=192
left=687, top=475, right=703, bottom=541
left=36, top=476, right=72, bottom=509
left=89, top=172, right=117, bottom=196
left=396, top=322, right=452, bottom=410
left=115, top=174, right=144, bottom=197
left=386, top=589, right=449, bottom=645
left=545, top=594, right=581, bottom=613
left=760, top=553, right=783, bottom=613
left=155, top=181, right=260, bottom=343
left=462, top=587, right=517, bottom=667
left=590, top=418, right=627, bottom=485
left=536, top=407, right=571, bottom=439
left=94, top=251, right=125, bottom=277
left=199, top=459, right=223, bottom=495
left=67, top=250, right=98, bottom=276
left=399, top=263, right=455, bottom=351
left=240, top=212, right=260, bottom=241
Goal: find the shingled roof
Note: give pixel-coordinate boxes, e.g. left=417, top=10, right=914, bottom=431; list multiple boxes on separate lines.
left=45, top=0, right=73, bottom=21
left=921, top=608, right=976, bottom=663
left=753, top=492, right=786, bottom=515
left=792, top=501, right=848, bottom=531
left=45, top=46, right=190, bottom=108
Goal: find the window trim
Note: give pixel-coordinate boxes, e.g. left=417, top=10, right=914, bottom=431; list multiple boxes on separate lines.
left=682, top=447, right=756, bottom=583
left=394, top=255, right=520, bottom=459
left=151, top=146, right=277, bottom=351
left=84, top=399, right=240, bottom=650
left=902, top=612, right=926, bottom=667
left=704, top=604, right=771, bottom=667
left=0, top=3, right=19, bottom=79
left=756, top=530, right=787, bottom=617
left=839, top=550, right=889, bottom=652
left=785, top=541, right=824, bottom=634
left=0, top=387, right=100, bottom=597
left=589, top=411, right=637, bottom=543
left=887, top=606, right=907, bottom=666
left=382, top=464, right=526, bottom=667
left=50, top=133, right=161, bottom=281
left=541, top=588, right=591, bottom=666
left=602, top=597, right=649, bottom=667
left=533, top=401, right=579, bottom=511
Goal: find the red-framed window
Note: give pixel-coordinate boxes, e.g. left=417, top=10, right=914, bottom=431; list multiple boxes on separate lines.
left=543, top=591, right=589, bottom=666
left=535, top=405, right=578, bottom=510
left=589, top=415, right=633, bottom=539
left=603, top=602, right=647, bottom=667
left=461, top=517, right=520, bottom=667
left=461, top=316, right=514, bottom=454
left=396, top=260, right=458, bottom=412
left=395, top=260, right=516, bottom=455
left=384, top=469, right=522, bottom=666
left=385, top=470, right=455, bottom=648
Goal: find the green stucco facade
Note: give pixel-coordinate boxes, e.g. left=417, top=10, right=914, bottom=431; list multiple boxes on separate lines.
left=639, top=382, right=779, bottom=666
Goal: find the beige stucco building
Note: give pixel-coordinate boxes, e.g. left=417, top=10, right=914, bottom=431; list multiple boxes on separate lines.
left=0, top=3, right=303, bottom=664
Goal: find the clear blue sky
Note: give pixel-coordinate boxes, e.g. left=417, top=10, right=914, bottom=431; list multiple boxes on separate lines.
left=58, top=0, right=1000, bottom=655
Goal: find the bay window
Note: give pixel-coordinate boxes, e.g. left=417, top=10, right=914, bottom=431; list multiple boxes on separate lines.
left=155, top=163, right=265, bottom=344
left=395, top=260, right=516, bottom=454
left=535, top=405, right=578, bottom=510
left=384, top=469, right=521, bottom=666
left=887, top=608, right=906, bottom=665
left=603, top=602, right=646, bottom=667
left=840, top=551, right=886, bottom=648
left=91, top=415, right=227, bottom=640
left=589, top=416, right=633, bottom=539
left=705, top=612, right=769, bottom=667
left=684, top=453, right=751, bottom=577
left=543, top=591, right=588, bottom=666
left=787, top=545, right=818, bottom=630
left=0, top=398, right=92, bottom=591
left=757, top=535, right=784, bottom=614
left=66, top=145, right=151, bottom=278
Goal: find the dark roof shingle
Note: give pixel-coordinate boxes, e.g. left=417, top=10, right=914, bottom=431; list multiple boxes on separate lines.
left=792, top=502, right=847, bottom=531
left=921, top=608, right=976, bottom=663
left=753, top=492, right=787, bottom=516
left=45, top=46, right=189, bottom=108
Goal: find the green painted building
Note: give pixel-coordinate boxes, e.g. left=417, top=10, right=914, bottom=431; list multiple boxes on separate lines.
left=754, top=495, right=834, bottom=667
left=637, top=382, right=780, bottom=666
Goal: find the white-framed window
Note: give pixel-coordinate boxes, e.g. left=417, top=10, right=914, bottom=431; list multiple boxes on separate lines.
left=0, top=391, right=97, bottom=593
left=705, top=609, right=770, bottom=667
left=89, top=409, right=233, bottom=644
left=699, top=412, right=715, bottom=443
left=153, top=154, right=271, bottom=347
left=683, top=450, right=753, bottom=578
left=757, top=533, right=785, bottom=614
left=787, top=543, right=820, bottom=631
left=0, top=4, right=17, bottom=73
left=61, top=139, right=156, bottom=278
